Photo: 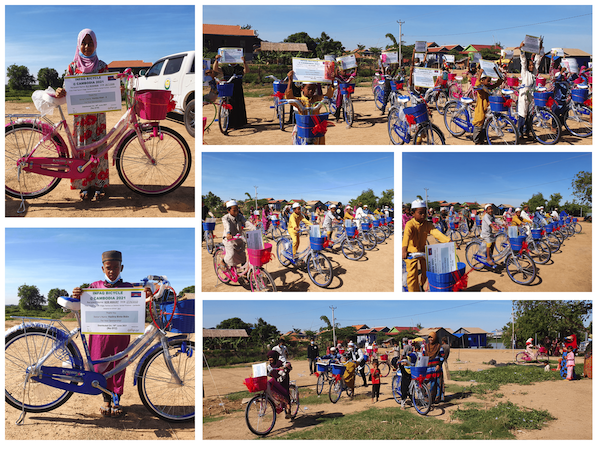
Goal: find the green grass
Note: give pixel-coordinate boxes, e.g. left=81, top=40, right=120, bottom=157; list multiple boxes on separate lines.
left=203, top=416, right=225, bottom=424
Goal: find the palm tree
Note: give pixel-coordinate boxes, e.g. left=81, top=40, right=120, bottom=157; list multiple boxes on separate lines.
left=320, top=315, right=332, bottom=330
left=385, top=33, right=398, bottom=51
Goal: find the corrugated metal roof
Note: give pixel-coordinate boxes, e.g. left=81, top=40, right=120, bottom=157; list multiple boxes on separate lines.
left=203, top=24, right=256, bottom=37
left=259, top=42, right=309, bottom=52
left=203, top=329, right=249, bottom=338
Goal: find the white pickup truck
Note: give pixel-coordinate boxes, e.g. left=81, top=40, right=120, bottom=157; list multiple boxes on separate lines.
left=137, top=50, right=195, bottom=137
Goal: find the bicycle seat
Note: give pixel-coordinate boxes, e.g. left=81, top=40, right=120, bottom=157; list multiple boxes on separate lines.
left=456, top=76, right=463, bottom=81
left=536, top=87, right=547, bottom=92
left=57, top=296, right=80, bottom=311
left=397, top=96, right=410, bottom=104
left=460, top=97, right=474, bottom=104
left=42, top=93, right=67, bottom=106
left=577, top=84, right=589, bottom=89
left=501, top=89, right=513, bottom=95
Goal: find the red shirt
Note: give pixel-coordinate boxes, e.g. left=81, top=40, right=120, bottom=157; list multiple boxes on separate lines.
left=371, top=368, right=381, bottom=385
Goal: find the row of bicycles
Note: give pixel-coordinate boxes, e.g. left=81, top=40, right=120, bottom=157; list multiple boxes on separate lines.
left=204, top=214, right=394, bottom=291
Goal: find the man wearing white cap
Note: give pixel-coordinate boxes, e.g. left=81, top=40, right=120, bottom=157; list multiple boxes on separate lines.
left=287, top=202, right=312, bottom=261
left=323, top=203, right=338, bottom=240
left=534, top=206, right=547, bottom=227
left=480, top=204, right=497, bottom=265
left=220, top=200, right=256, bottom=269
left=402, top=199, right=452, bottom=292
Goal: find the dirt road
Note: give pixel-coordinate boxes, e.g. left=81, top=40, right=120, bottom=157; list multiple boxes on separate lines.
left=202, top=349, right=591, bottom=440
left=5, top=102, right=195, bottom=217
left=201, top=222, right=394, bottom=292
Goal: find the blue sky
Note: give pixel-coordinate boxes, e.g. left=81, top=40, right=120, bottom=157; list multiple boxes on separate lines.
left=4, top=228, right=195, bottom=305
left=204, top=300, right=522, bottom=333
left=5, top=5, right=195, bottom=82
left=203, top=5, right=592, bottom=54
left=202, top=152, right=394, bottom=205
left=402, top=152, right=591, bottom=207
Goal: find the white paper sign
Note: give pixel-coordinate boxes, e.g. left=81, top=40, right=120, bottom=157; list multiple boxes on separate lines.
left=336, top=54, right=357, bottom=70
left=502, top=50, right=514, bottom=59
left=218, top=47, right=244, bottom=63
left=479, top=59, right=502, bottom=78
left=414, top=53, right=425, bottom=62
left=472, top=53, right=482, bottom=63
left=292, top=57, right=335, bottom=84
left=563, top=58, right=579, bottom=74
left=80, top=288, right=146, bottom=335
left=324, top=55, right=336, bottom=62
left=523, top=35, right=540, bottom=54
left=252, top=363, right=267, bottom=377
left=413, top=67, right=441, bottom=88
left=551, top=48, right=565, bottom=57
left=415, top=41, right=427, bottom=53
left=443, top=54, right=455, bottom=63
left=425, top=242, right=457, bottom=274
left=382, top=52, right=399, bottom=64
left=64, top=72, right=121, bottom=116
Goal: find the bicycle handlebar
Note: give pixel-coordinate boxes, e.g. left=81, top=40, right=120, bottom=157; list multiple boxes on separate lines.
left=281, top=98, right=327, bottom=115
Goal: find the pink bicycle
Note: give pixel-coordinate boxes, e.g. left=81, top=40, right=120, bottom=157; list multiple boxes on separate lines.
left=5, top=69, right=192, bottom=207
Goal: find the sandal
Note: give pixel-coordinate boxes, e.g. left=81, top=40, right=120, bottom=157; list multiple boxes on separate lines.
left=80, top=190, right=90, bottom=201
left=91, top=189, right=106, bottom=202
left=100, top=405, right=112, bottom=416
left=110, top=405, right=124, bottom=417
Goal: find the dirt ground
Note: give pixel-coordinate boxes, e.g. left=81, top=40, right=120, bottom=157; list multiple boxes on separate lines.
left=201, top=222, right=394, bottom=292
left=421, top=221, right=591, bottom=292
left=202, top=81, right=593, bottom=146
left=5, top=102, right=195, bottom=217
left=4, top=319, right=195, bottom=440
left=202, top=349, right=591, bottom=440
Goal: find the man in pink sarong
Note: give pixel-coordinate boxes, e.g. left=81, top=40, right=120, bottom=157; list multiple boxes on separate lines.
left=72, top=250, right=150, bottom=417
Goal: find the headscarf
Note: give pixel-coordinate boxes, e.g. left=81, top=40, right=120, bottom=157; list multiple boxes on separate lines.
left=74, top=29, right=99, bottom=74
left=424, top=331, right=441, bottom=359
left=267, top=350, right=280, bottom=361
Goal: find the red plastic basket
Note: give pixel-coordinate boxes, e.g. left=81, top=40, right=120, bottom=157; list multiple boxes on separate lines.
left=135, top=90, right=174, bottom=120
left=244, top=376, right=268, bottom=393
left=247, top=243, right=273, bottom=267
left=380, top=354, right=388, bottom=361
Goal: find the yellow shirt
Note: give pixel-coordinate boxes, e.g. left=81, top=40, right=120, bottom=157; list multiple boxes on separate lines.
left=343, top=211, right=354, bottom=221
left=511, top=215, right=522, bottom=226
left=402, top=218, right=450, bottom=253
left=285, top=86, right=334, bottom=115
left=473, top=78, right=503, bottom=127
left=288, top=212, right=312, bottom=233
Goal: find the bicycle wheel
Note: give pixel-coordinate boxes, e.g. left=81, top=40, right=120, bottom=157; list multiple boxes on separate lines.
left=435, top=90, right=448, bottom=114
left=341, top=238, right=364, bottom=261
left=316, top=373, right=327, bottom=395
left=563, top=104, right=592, bottom=138
left=343, top=96, right=354, bottom=127
left=388, top=107, right=410, bottom=145
left=412, top=123, right=446, bottom=145
left=116, top=126, right=191, bottom=196
left=379, top=362, right=390, bottom=377
left=360, top=231, right=377, bottom=251
left=306, top=252, right=333, bottom=288
left=391, top=374, right=402, bottom=404
left=530, top=107, right=561, bottom=145
left=249, top=267, right=277, bottom=292
left=372, top=228, right=386, bottom=244
left=465, top=241, right=485, bottom=270
left=245, top=394, right=276, bottom=436
left=515, top=352, right=529, bottom=365
left=486, top=114, right=518, bottom=145
left=329, top=379, right=343, bottom=403
left=289, top=384, right=300, bottom=418
left=494, top=232, right=510, bottom=258
left=276, top=237, right=293, bottom=267
left=448, top=84, right=461, bottom=101
left=374, top=85, right=385, bottom=111
left=505, top=253, right=537, bottom=285
left=5, top=123, right=67, bottom=199
left=536, top=352, right=550, bottom=365
left=137, top=339, right=195, bottom=422
left=213, top=248, right=232, bottom=284
left=527, top=239, right=551, bottom=264
left=449, top=230, right=462, bottom=247
left=545, top=233, right=561, bottom=253
left=5, top=326, right=81, bottom=413
left=412, top=381, right=432, bottom=415
left=271, top=226, right=283, bottom=241
left=218, top=100, right=230, bottom=134
left=575, top=222, right=582, bottom=234
left=443, top=101, right=468, bottom=137
left=205, top=231, right=214, bottom=255
left=277, top=100, right=285, bottom=131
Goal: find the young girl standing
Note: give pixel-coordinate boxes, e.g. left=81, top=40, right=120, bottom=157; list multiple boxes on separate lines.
left=371, top=359, right=381, bottom=402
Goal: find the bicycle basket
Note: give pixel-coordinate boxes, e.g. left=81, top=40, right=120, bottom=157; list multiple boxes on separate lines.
left=217, top=83, right=234, bottom=98
left=572, top=89, right=588, bottom=104
left=330, top=364, right=346, bottom=376
left=509, top=235, right=526, bottom=251
left=244, top=376, right=268, bottom=393
left=533, top=91, right=552, bottom=108
left=403, top=103, right=428, bottom=124
left=247, top=243, right=273, bottom=267
left=309, top=236, right=326, bottom=251
left=160, top=298, right=195, bottom=333
left=134, top=90, right=174, bottom=120
left=316, top=362, right=329, bottom=373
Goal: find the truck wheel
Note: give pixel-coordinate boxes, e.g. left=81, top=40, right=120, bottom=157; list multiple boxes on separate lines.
left=184, top=99, right=195, bottom=137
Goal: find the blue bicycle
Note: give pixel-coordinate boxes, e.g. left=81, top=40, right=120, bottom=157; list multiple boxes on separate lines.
left=275, top=234, right=334, bottom=288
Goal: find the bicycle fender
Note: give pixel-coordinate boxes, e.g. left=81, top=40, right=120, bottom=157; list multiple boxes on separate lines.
left=33, top=366, right=106, bottom=395
left=132, top=336, right=192, bottom=386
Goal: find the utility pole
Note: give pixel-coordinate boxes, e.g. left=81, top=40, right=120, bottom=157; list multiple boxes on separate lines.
left=424, top=188, right=429, bottom=210
left=253, top=185, right=258, bottom=210
left=397, top=19, right=405, bottom=70
left=330, top=305, right=337, bottom=349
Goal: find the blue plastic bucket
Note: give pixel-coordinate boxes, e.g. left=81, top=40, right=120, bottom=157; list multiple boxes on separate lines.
left=361, top=223, right=370, bottom=231
left=202, top=222, right=216, bottom=231
left=316, top=362, right=329, bottom=373
left=310, top=236, right=326, bottom=251
left=295, top=113, right=329, bottom=138
left=340, top=83, right=355, bottom=94
left=385, top=217, right=392, bottom=223
left=572, top=89, right=588, bottom=104
left=552, top=222, right=557, bottom=231
left=391, top=80, right=403, bottom=91
left=531, top=229, right=542, bottom=239
left=426, top=262, right=466, bottom=292
left=373, top=219, right=380, bottom=227
left=559, top=219, right=564, bottom=226
left=330, top=364, right=346, bottom=376
left=545, top=224, right=554, bottom=234
left=273, top=81, right=288, bottom=94
left=346, top=226, right=357, bottom=237
left=404, top=103, right=429, bottom=124
left=410, top=365, right=428, bottom=380
left=490, top=96, right=508, bottom=112
left=509, top=235, right=526, bottom=251
left=476, top=218, right=482, bottom=226
left=566, top=217, right=571, bottom=224
left=217, top=83, right=234, bottom=98
left=160, top=299, right=195, bottom=333
left=533, top=91, right=552, bottom=107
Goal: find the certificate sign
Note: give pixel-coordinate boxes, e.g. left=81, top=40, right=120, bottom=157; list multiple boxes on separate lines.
left=413, top=67, right=441, bottom=88
left=324, top=55, right=336, bottom=62
left=523, top=35, right=540, bottom=54
left=502, top=50, right=514, bottom=59
left=479, top=59, right=502, bottom=78
left=414, top=53, right=425, bottom=62
left=81, top=288, right=146, bottom=335
left=443, top=54, right=455, bottom=63
left=425, top=242, right=458, bottom=274
left=64, top=72, right=121, bottom=115
left=336, top=54, right=357, bottom=70
left=382, top=52, right=398, bottom=64
left=551, top=48, right=564, bottom=57
left=292, top=58, right=335, bottom=84
left=563, top=58, right=579, bottom=74
left=472, top=52, right=482, bottom=63
left=218, top=47, right=244, bottom=63
left=415, top=41, right=427, bottom=53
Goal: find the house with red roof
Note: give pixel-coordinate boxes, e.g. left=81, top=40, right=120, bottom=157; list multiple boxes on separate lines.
left=203, top=24, right=261, bottom=60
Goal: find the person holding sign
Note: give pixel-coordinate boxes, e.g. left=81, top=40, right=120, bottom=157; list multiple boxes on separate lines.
left=472, top=68, right=504, bottom=144
left=333, top=66, right=357, bottom=122
left=213, top=54, right=250, bottom=130
left=518, top=38, right=544, bottom=138
left=71, top=250, right=152, bottom=417
left=55, top=29, right=110, bottom=202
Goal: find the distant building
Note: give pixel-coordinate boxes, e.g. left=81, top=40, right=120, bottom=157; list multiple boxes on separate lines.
left=107, top=60, right=153, bottom=75
left=454, top=327, right=488, bottom=348
left=203, top=24, right=261, bottom=61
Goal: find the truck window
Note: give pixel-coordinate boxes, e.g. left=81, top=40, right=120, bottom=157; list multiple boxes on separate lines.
left=164, top=56, right=184, bottom=75
left=146, top=61, right=165, bottom=77
left=190, top=57, right=195, bottom=74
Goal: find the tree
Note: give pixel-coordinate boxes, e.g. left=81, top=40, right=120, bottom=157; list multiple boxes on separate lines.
left=178, top=285, right=195, bottom=298
left=37, top=68, right=61, bottom=90
left=216, top=317, right=252, bottom=333
left=354, top=188, right=379, bottom=208
left=501, top=301, right=592, bottom=349
left=357, top=44, right=366, bottom=51
left=18, top=284, right=46, bottom=310
left=385, top=33, right=399, bottom=51
left=547, top=193, right=563, bottom=211
left=524, top=192, right=547, bottom=210
left=47, top=288, right=68, bottom=311
left=284, top=32, right=317, bottom=56
left=251, top=318, right=280, bottom=347
left=7, top=64, right=36, bottom=90
left=319, top=315, right=332, bottom=330
left=380, top=188, right=394, bottom=209
left=314, top=32, right=344, bottom=59
left=369, top=47, right=383, bottom=60
left=416, top=195, right=423, bottom=200
left=202, top=191, right=223, bottom=213
left=571, top=171, right=591, bottom=205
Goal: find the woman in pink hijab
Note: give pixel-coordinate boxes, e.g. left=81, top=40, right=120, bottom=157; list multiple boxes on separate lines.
left=56, top=29, right=110, bottom=202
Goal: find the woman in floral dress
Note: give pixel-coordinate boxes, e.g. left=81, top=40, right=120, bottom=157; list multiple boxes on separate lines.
left=56, top=28, right=109, bottom=201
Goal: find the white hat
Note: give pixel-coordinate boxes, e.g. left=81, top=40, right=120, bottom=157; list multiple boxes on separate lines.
left=515, top=207, right=521, bottom=211
left=226, top=200, right=237, bottom=208
left=330, top=347, right=336, bottom=352
left=526, top=338, right=533, bottom=344
left=536, top=206, right=543, bottom=210
left=348, top=342, right=354, bottom=347
left=292, top=202, right=301, bottom=209
left=411, top=199, right=426, bottom=209
left=329, top=204, right=336, bottom=209
left=484, top=204, right=492, bottom=210
left=345, top=205, right=351, bottom=210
